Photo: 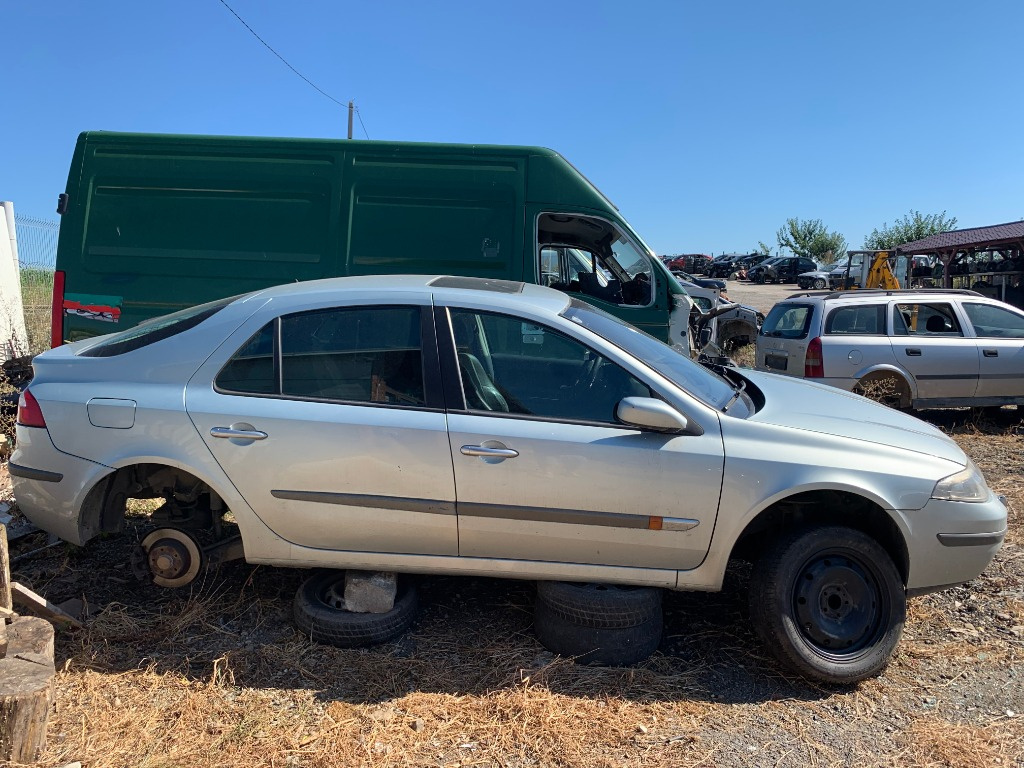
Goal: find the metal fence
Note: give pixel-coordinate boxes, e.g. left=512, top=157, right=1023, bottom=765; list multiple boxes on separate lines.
left=12, top=215, right=57, bottom=355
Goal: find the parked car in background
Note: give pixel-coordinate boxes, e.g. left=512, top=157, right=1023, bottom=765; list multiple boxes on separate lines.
left=749, top=256, right=821, bottom=284
left=11, top=275, right=1005, bottom=683
left=670, top=269, right=727, bottom=292
left=755, top=288, right=1024, bottom=409
left=664, top=254, right=714, bottom=275
left=797, top=257, right=853, bottom=290
left=707, top=253, right=769, bottom=279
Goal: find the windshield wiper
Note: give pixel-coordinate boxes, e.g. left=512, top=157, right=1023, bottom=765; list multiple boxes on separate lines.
left=722, top=379, right=747, bottom=413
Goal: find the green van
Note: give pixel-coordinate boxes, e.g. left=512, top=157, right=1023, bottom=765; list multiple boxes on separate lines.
left=52, top=132, right=694, bottom=347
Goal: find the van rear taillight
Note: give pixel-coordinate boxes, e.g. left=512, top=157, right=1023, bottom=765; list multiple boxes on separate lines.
left=804, top=337, right=824, bottom=378
left=17, top=390, right=46, bottom=428
left=50, top=269, right=66, bottom=348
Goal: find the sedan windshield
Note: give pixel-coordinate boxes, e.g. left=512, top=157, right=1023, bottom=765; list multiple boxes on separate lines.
left=562, top=299, right=739, bottom=410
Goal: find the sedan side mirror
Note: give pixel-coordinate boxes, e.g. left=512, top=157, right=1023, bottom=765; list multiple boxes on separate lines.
left=616, top=397, right=694, bottom=434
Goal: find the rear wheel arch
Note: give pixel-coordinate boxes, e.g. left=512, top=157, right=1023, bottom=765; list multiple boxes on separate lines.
left=77, top=462, right=236, bottom=543
left=853, top=369, right=914, bottom=409
left=728, top=489, right=910, bottom=585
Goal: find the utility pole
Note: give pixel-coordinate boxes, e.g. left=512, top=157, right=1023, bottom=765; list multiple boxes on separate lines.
left=347, top=101, right=354, bottom=139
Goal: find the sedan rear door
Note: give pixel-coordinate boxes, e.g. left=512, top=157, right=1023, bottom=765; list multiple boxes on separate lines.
left=185, top=301, right=458, bottom=556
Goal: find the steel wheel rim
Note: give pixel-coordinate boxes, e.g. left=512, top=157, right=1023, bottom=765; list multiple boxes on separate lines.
left=791, top=549, right=887, bottom=659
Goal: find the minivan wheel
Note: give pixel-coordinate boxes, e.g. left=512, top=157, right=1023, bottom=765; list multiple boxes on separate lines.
left=813, top=278, right=827, bottom=290
left=293, top=570, right=418, bottom=648
left=749, top=526, right=906, bottom=684
left=853, top=372, right=911, bottom=409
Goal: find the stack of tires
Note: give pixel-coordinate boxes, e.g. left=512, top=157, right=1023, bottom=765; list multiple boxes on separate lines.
left=532, top=581, right=663, bottom=665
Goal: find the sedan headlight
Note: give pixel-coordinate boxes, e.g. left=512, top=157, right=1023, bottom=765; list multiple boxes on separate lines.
left=932, top=461, right=990, bottom=502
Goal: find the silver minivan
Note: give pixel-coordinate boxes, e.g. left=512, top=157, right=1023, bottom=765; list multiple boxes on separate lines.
left=755, top=288, right=1024, bottom=409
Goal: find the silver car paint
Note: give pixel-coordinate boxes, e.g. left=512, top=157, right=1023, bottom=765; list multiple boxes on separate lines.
left=11, top=275, right=1006, bottom=594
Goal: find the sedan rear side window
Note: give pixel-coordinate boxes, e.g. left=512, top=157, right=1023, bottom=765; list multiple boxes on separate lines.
left=761, top=303, right=813, bottom=340
left=79, top=296, right=235, bottom=357
left=216, top=307, right=425, bottom=407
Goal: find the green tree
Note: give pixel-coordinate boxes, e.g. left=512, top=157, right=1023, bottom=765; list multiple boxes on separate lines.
left=863, top=210, right=957, bottom=250
left=756, top=241, right=773, bottom=257
left=776, top=218, right=847, bottom=262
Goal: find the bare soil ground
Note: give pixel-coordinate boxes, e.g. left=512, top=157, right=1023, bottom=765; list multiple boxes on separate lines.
left=4, top=290, right=1023, bottom=766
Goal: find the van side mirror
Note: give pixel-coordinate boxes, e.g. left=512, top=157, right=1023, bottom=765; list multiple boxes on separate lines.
left=616, top=397, right=693, bottom=433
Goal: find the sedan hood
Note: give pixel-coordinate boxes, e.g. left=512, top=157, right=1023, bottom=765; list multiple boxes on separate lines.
left=739, top=370, right=966, bottom=465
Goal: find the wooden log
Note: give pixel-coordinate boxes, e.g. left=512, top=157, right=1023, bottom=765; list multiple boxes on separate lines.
left=0, top=523, right=11, bottom=611
left=0, top=616, right=55, bottom=763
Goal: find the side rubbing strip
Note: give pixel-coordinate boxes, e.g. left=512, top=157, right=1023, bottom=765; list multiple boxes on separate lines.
left=271, top=490, right=455, bottom=516
left=459, top=503, right=652, bottom=530
left=9, top=463, right=64, bottom=483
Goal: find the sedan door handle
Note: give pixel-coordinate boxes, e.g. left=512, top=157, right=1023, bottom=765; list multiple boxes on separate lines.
left=983, top=349, right=999, bottom=358
left=460, top=444, right=519, bottom=459
left=904, top=348, right=922, bottom=357
left=211, top=426, right=268, bottom=441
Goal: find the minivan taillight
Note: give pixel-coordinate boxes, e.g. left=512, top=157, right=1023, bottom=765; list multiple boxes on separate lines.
left=50, top=269, right=66, bottom=348
left=17, top=389, right=46, bottom=428
left=804, top=337, right=824, bottom=378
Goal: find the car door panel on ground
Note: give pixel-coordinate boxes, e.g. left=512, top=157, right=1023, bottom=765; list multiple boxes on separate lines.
left=890, top=302, right=980, bottom=400
left=185, top=303, right=459, bottom=556
left=441, top=306, right=724, bottom=570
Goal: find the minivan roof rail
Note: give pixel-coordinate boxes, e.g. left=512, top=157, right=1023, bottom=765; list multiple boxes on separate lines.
left=787, top=288, right=984, bottom=300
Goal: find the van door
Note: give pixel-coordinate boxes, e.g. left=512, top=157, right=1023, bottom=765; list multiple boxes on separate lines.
left=534, top=212, right=669, bottom=340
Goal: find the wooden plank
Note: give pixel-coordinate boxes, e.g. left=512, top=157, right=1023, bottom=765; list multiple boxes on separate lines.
left=0, top=523, right=11, bottom=612
left=10, top=582, right=82, bottom=628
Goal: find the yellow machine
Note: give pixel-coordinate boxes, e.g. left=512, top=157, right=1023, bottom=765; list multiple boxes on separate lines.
left=841, top=250, right=901, bottom=290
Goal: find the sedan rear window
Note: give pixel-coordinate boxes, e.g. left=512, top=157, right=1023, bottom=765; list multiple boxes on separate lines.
left=760, top=303, right=813, bottom=340
left=78, top=296, right=236, bottom=357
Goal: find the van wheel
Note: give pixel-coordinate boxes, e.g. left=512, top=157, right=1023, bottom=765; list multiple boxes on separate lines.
left=748, top=526, right=906, bottom=684
left=853, top=373, right=911, bottom=409
left=293, top=570, right=418, bottom=647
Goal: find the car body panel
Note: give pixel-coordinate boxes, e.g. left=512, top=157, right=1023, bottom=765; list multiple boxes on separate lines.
left=10, top=275, right=1006, bottom=598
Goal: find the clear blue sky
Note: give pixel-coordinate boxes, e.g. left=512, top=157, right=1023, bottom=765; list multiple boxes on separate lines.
left=4, top=0, right=1022, bottom=256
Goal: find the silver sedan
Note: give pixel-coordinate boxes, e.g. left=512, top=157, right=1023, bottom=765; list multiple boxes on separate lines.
left=11, top=275, right=1006, bottom=683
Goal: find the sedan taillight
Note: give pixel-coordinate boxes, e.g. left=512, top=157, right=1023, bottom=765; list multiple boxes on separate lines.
left=17, top=389, right=47, bottom=428
left=804, top=337, right=824, bottom=378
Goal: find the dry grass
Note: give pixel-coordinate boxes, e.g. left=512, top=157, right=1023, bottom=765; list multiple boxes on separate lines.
left=7, top=415, right=1024, bottom=767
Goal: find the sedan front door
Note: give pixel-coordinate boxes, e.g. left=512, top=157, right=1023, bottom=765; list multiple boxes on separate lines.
left=439, top=307, right=724, bottom=571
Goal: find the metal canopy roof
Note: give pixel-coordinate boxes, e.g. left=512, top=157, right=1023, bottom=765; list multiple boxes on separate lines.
left=898, top=221, right=1024, bottom=254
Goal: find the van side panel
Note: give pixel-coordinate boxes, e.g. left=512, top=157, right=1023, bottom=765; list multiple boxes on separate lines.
left=342, top=150, right=525, bottom=280
left=60, top=135, right=344, bottom=339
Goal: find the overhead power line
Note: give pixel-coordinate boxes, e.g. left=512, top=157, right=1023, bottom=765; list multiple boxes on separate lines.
left=216, top=0, right=368, bottom=138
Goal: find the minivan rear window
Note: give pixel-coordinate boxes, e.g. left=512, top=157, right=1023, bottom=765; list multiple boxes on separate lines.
left=760, top=303, right=813, bottom=340
left=78, top=296, right=236, bottom=357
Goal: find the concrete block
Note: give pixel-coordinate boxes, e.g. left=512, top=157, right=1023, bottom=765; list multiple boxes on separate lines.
left=343, top=570, right=397, bottom=614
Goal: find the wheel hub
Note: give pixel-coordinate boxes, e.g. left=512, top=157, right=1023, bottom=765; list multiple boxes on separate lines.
left=794, top=555, right=881, bottom=653
left=137, top=528, right=205, bottom=588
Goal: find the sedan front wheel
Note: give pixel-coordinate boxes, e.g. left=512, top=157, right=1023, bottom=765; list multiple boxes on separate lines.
left=748, top=526, right=906, bottom=684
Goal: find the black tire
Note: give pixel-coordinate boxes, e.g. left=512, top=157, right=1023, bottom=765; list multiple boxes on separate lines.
left=293, top=570, right=418, bottom=648
left=535, top=581, right=662, bottom=628
left=813, top=278, right=827, bottom=289
left=533, top=600, right=662, bottom=666
left=748, top=526, right=906, bottom=684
